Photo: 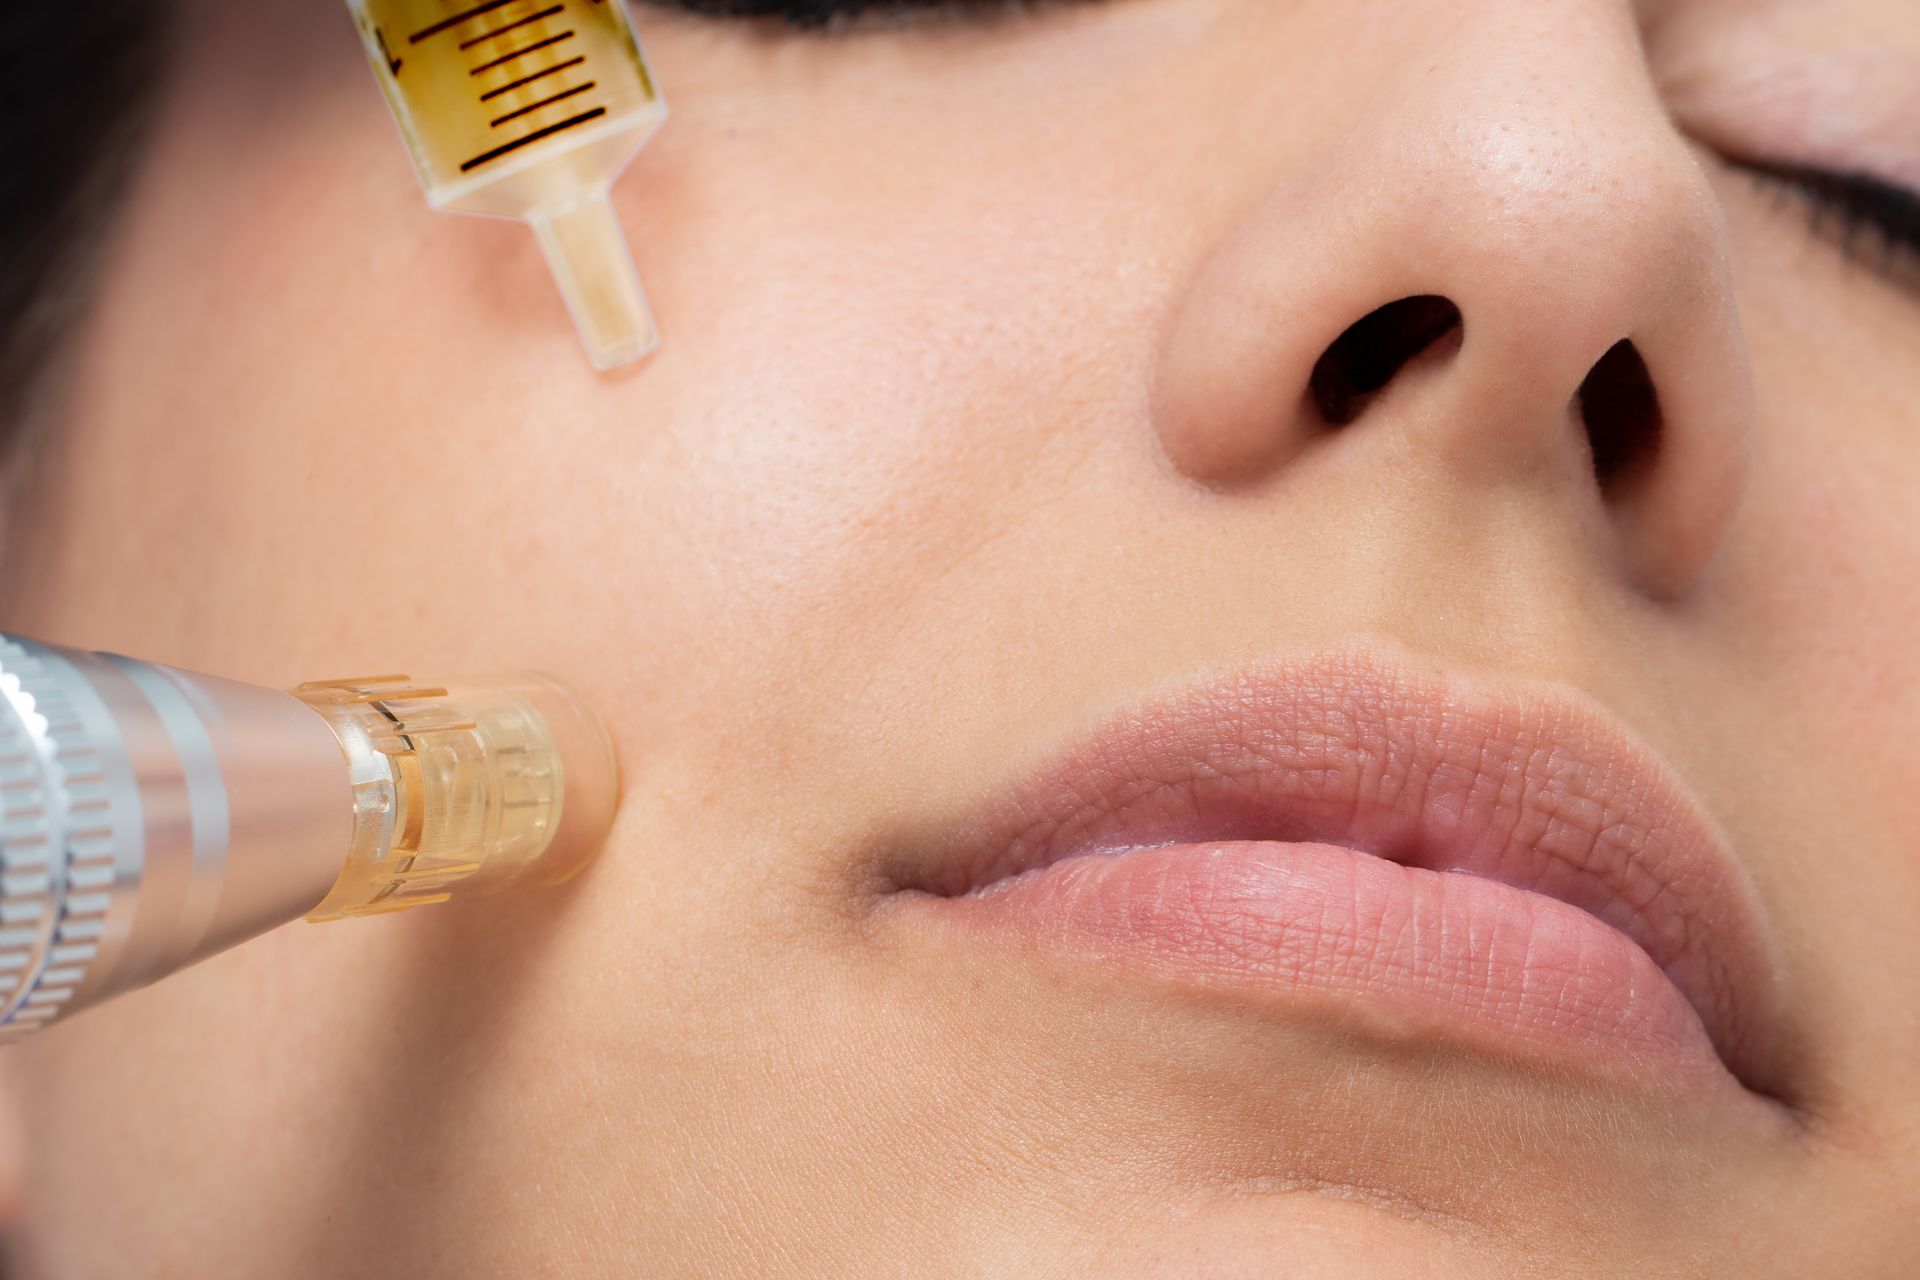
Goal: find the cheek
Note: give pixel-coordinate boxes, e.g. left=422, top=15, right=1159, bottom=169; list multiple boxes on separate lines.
left=1707, top=184, right=1920, bottom=1099
left=528, top=20, right=1215, bottom=724
left=1718, top=183, right=1920, bottom=713
left=20, top=11, right=1195, bottom=800
left=1706, top=178, right=1920, bottom=925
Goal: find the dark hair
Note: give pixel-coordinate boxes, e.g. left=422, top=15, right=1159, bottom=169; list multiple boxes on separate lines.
left=0, top=3, right=170, bottom=438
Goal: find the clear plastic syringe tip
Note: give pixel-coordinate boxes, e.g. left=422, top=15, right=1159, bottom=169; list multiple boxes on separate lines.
left=533, top=194, right=658, bottom=369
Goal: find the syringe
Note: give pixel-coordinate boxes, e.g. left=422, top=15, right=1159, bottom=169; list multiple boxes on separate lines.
left=347, top=0, right=667, bottom=368
left=0, top=633, right=618, bottom=1040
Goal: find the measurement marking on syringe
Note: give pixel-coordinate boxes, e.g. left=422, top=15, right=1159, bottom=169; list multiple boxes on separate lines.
left=408, top=0, right=518, bottom=43
left=459, top=5, right=565, bottom=49
left=479, top=55, right=584, bottom=100
left=490, top=81, right=595, bottom=127
left=459, top=106, right=606, bottom=171
left=470, top=30, right=575, bottom=75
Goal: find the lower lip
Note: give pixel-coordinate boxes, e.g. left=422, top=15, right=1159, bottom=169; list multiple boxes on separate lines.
left=900, top=840, right=1732, bottom=1083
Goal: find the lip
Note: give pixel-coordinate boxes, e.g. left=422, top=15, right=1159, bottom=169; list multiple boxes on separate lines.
left=878, top=648, right=1788, bottom=1102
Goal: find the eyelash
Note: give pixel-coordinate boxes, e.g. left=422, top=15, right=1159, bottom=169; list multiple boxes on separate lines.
left=1743, top=163, right=1920, bottom=282
left=649, top=0, right=1036, bottom=30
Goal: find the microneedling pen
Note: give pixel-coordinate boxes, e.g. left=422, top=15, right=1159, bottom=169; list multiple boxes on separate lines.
left=0, top=632, right=617, bottom=1041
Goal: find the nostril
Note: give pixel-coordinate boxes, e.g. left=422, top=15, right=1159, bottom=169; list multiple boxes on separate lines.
left=1576, top=339, right=1662, bottom=491
left=1308, top=295, right=1463, bottom=427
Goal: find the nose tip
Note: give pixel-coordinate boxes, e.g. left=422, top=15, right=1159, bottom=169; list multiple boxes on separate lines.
left=1148, top=34, right=1754, bottom=599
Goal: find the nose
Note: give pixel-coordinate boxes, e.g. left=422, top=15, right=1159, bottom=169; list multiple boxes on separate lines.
left=1149, top=2, right=1752, bottom=598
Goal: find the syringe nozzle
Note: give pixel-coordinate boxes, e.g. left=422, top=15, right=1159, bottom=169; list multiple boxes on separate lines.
left=531, top=195, right=658, bottom=370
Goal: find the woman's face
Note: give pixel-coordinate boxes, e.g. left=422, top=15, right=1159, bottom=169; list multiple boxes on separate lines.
left=5, top=0, right=1919, bottom=1272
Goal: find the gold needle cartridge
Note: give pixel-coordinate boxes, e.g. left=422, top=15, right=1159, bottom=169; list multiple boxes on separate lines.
left=347, top=0, right=668, bottom=368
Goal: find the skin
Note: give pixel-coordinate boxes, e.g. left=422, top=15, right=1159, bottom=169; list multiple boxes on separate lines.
left=2, top=0, right=1918, bottom=1272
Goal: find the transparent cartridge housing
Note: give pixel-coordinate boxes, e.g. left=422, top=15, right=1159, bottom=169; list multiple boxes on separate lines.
left=297, top=674, right=618, bottom=921
left=348, top=0, right=667, bottom=368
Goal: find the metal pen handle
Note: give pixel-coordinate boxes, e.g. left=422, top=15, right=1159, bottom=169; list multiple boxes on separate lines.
left=0, top=635, right=350, bottom=1038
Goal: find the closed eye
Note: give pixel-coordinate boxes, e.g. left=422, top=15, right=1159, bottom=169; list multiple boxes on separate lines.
left=638, top=0, right=1067, bottom=31
left=1741, top=161, right=1920, bottom=290
left=642, top=0, right=1920, bottom=304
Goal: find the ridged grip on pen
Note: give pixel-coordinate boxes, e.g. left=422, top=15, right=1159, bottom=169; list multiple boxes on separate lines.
left=0, top=637, right=114, bottom=1040
left=0, top=636, right=354, bottom=1039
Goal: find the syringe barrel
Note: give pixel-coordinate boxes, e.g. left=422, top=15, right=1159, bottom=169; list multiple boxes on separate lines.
left=0, top=635, right=616, bottom=1041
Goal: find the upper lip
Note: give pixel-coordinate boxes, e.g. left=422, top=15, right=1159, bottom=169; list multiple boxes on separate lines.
left=884, top=647, right=1788, bottom=1100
